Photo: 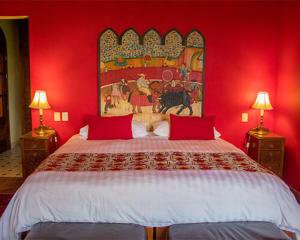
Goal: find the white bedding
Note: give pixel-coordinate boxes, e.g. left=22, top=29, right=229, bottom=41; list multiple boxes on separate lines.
left=1, top=135, right=300, bottom=240
left=54, top=134, right=244, bottom=154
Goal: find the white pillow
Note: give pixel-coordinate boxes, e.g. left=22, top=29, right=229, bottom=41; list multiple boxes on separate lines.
left=152, top=121, right=222, bottom=138
left=214, top=127, right=221, bottom=138
left=79, top=125, right=89, bottom=139
left=132, top=120, right=149, bottom=138
left=153, top=121, right=170, bottom=137
left=79, top=120, right=149, bottom=139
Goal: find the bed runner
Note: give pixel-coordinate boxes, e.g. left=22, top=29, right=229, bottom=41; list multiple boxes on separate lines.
left=36, top=152, right=271, bottom=174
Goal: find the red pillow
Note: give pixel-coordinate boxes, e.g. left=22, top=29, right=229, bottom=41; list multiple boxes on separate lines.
left=87, top=114, right=133, bottom=140
left=169, top=114, right=215, bottom=140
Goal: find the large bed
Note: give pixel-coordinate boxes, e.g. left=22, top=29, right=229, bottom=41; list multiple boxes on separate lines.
left=1, top=134, right=300, bottom=239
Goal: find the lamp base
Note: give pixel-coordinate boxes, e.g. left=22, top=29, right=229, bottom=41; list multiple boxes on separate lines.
left=250, top=126, right=270, bottom=135
left=34, top=125, right=54, bottom=136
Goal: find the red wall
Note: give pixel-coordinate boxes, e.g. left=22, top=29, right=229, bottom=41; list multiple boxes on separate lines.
left=3, top=1, right=299, bottom=189
left=275, top=3, right=300, bottom=191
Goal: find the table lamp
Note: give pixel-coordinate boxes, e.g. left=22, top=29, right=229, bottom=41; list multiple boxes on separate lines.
left=29, top=90, right=51, bottom=135
left=251, top=91, right=273, bottom=135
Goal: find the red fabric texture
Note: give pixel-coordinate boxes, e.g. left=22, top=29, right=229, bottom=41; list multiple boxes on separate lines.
left=87, top=114, right=133, bottom=140
left=169, top=115, right=215, bottom=140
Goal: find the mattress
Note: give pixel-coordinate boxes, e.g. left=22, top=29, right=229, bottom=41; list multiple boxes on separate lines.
left=1, top=135, right=300, bottom=240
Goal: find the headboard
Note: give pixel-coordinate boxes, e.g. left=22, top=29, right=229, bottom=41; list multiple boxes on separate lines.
left=98, top=28, right=205, bottom=129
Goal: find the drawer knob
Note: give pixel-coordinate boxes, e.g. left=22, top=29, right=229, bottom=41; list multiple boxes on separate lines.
left=269, top=144, right=274, bottom=148
left=269, top=152, right=273, bottom=157
left=33, top=152, right=37, bottom=157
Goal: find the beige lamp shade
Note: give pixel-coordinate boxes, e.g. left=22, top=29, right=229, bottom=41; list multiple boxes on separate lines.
left=252, top=92, right=273, bottom=110
left=29, top=90, right=51, bottom=109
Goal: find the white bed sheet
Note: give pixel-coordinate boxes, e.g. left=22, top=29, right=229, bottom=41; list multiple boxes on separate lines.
left=55, top=134, right=244, bottom=154
left=1, top=136, right=300, bottom=240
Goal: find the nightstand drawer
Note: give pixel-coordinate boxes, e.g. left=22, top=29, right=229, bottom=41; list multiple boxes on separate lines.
left=247, top=131, right=284, bottom=178
left=260, top=150, right=283, bottom=176
left=23, top=150, right=48, bottom=162
left=22, top=150, right=48, bottom=177
left=21, top=131, right=58, bottom=178
left=260, top=140, right=282, bottom=150
left=23, top=139, right=46, bottom=150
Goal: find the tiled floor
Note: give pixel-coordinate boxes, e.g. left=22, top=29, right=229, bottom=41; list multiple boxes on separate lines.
left=0, top=146, right=23, bottom=177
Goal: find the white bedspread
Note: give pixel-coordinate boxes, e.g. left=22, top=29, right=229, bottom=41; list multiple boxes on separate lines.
left=54, top=134, right=245, bottom=154
left=1, top=136, right=300, bottom=240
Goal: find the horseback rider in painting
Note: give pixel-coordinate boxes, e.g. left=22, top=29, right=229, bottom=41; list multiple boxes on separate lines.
left=136, top=73, right=153, bottom=103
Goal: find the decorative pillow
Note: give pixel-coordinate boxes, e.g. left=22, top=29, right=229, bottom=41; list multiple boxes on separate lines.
left=79, top=125, right=89, bottom=139
left=87, top=114, right=133, bottom=140
left=153, top=121, right=169, bottom=137
left=152, top=120, right=221, bottom=138
left=169, top=115, right=215, bottom=140
left=132, top=120, right=149, bottom=138
left=80, top=119, right=148, bottom=139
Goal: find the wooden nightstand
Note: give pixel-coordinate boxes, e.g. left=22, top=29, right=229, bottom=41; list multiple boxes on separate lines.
left=20, top=130, right=58, bottom=178
left=246, top=131, right=285, bottom=177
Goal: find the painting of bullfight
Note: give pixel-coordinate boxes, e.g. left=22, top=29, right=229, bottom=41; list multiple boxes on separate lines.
left=99, top=28, right=205, bottom=128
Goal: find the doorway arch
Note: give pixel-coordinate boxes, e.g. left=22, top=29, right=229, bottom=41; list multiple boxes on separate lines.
left=0, top=27, right=10, bottom=153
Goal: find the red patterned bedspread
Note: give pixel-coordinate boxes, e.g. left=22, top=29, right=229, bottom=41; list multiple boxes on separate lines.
left=36, top=152, right=271, bottom=174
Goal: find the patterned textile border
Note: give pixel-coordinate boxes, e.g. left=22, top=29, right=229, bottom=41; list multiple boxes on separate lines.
left=36, top=152, right=272, bottom=174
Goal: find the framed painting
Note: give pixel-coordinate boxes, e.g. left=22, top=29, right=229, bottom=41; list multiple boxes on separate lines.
left=98, top=28, right=205, bottom=128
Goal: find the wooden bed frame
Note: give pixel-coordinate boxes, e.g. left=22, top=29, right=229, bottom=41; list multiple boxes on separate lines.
left=146, top=227, right=168, bottom=240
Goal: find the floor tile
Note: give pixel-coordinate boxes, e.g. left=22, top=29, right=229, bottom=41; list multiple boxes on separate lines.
left=0, top=146, right=22, bottom=177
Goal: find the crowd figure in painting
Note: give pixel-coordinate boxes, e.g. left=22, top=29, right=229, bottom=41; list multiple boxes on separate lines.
left=104, top=65, right=200, bottom=115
